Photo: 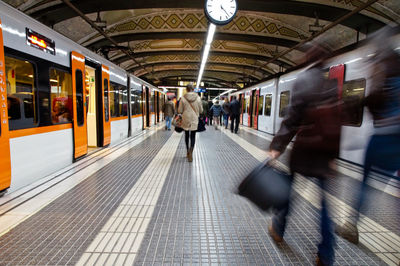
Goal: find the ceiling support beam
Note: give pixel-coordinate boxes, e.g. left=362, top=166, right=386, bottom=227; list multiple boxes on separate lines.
left=60, top=0, right=152, bottom=77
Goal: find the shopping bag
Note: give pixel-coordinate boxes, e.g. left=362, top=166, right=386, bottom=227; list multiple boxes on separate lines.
left=197, top=116, right=206, bottom=132
left=238, top=160, right=291, bottom=211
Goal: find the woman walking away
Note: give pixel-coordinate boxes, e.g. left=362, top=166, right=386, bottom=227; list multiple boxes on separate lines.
left=210, top=100, right=223, bottom=130
left=178, top=84, right=203, bottom=162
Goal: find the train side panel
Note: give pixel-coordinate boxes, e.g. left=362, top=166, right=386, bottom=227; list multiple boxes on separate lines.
left=9, top=128, right=73, bottom=192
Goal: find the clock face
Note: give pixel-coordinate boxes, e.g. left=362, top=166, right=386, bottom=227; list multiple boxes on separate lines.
left=205, top=0, right=237, bottom=25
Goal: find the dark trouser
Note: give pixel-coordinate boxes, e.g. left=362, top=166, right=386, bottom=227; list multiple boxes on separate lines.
left=185, top=130, right=196, bottom=150
left=209, top=115, right=213, bottom=125
left=230, top=114, right=240, bottom=133
left=223, top=114, right=229, bottom=128
left=354, top=134, right=400, bottom=221
left=272, top=175, right=334, bottom=265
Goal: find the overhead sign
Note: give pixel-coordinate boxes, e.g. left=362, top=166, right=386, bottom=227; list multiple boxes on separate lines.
left=194, top=88, right=207, bottom=93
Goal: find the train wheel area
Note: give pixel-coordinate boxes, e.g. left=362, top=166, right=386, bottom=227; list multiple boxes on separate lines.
left=0, top=125, right=398, bottom=265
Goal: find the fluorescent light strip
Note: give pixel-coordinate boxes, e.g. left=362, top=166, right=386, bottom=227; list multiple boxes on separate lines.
left=197, top=23, right=217, bottom=86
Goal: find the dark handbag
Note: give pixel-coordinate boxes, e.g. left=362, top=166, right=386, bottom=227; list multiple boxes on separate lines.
left=238, top=160, right=291, bottom=211
left=197, top=116, right=206, bottom=132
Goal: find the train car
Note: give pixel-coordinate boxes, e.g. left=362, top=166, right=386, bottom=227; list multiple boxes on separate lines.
left=230, top=34, right=400, bottom=169
left=0, top=1, right=164, bottom=193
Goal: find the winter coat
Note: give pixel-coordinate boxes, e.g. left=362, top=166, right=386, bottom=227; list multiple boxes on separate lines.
left=178, top=92, right=203, bottom=131
left=229, top=99, right=241, bottom=116
left=210, top=104, right=223, bottom=117
left=270, top=66, right=341, bottom=178
left=222, top=102, right=230, bottom=115
left=162, top=100, right=175, bottom=117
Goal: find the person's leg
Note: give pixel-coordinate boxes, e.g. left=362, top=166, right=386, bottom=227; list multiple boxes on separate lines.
left=166, top=116, right=171, bottom=129
left=235, top=115, right=240, bottom=133
left=269, top=174, right=294, bottom=241
left=214, top=116, right=219, bottom=129
left=185, top=130, right=190, bottom=152
left=190, top=130, right=196, bottom=149
left=336, top=135, right=375, bottom=244
left=318, top=178, right=335, bottom=266
left=230, top=116, right=234, bottom=132
left=187, top=130, right=196, bottom=162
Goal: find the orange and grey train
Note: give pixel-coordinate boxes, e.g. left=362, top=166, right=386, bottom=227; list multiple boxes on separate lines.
left=230, top=32, right=400, bottom=176
left=0, top=1, right=166, bottom=194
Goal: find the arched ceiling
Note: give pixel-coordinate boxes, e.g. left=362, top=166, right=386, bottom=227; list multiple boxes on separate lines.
left=4, top=0, right=399, bottom=88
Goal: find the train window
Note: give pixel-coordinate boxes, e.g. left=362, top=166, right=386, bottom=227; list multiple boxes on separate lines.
left=5, top=56, right=38, bottom=130
left=342, top=79, right=366, bottom=127
left=75, top=70, right=84, bottom=126
left=49, top=69, right=72, bottom=124
left=264, top=94, right=272, bottom=116
left=258, top=96, right=264, bottom=115
left=120, top=85, right=128, bottom=116
left=110, top=82, right=119, bottom=117
left=279, top=91, right=290, bottom=117
left=131, top=89, right=142, bottom=116
left=150, top=94, right=155, bottom=113
left=104, top=79, right=109, bottom=122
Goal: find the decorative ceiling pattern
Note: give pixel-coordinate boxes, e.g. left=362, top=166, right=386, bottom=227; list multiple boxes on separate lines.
left=3, top=0, right=399, bottom=87
left=79, top=10, right=309, bottom=47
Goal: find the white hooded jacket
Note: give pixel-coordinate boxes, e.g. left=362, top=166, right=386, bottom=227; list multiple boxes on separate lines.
left=178, top=92, right=203, bottom=131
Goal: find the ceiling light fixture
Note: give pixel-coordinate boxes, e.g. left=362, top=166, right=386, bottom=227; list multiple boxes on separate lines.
left=197, top=23, right=216, bottom=87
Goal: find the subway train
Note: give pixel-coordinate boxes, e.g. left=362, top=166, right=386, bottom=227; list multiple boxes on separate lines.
left=0, top=1, right=167, bottom=193
left=230, top=33, right=400, bottom=169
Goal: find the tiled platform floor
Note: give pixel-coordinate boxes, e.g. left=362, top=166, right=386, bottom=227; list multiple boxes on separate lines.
left=0, top=125, right=398, bottom=265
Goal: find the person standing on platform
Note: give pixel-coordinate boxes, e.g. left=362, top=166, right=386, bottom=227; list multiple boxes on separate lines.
left=178, top=84, right=203, bottom=162
left=229, top=96, right=241, bottom=133
left=208, top=100, right=213, bottom=126
left=222, top=98, right=231, bottom=129
left=266, top=41, right=341, bottom=266
left=210, top=100, right=223, bottom=130
left=162, top=97, right=175, bottom=131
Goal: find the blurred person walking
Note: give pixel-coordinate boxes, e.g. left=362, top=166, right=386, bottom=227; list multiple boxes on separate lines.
left=178, top=84, right=203, bottom=162
left=229, top=96, right=241, bottom=133
left=222, top=98, right=231, bottom=129
left=336, top=27, right=400, bottom=245
left=201, top=96, right=209, bottom=124
left=162, top=97, right=175, bottom=131
left=210, top=100, right=223, bottom=130
left=267, top=43, right=341, bottom=266
left=208, top=100, right=213, bottom=125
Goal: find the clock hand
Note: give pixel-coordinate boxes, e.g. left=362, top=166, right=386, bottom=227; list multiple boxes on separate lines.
left=220, top=5, right=229, bottom=16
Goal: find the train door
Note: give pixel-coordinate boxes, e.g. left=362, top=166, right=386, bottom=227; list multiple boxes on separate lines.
left=0, top=20, right=11, bottom=191
left=252, top=89, right=259, bottom=129
left=85, top=64, right=98, bottom=148
left=144, top=86, right=150, bottom=127
left=101, top=65, right=111, bottom=146
left=328, top=64, right=345, bottom=96
left=239, top=94, right=243, bottom=124
left=155, top=91, right=159, bottom=123
left=71, top=51, right=88, bottom=159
